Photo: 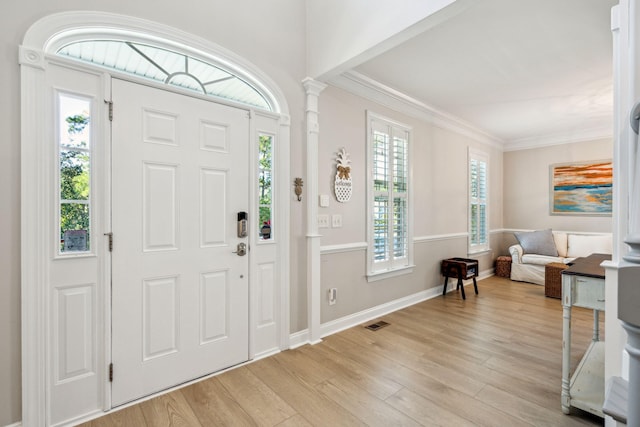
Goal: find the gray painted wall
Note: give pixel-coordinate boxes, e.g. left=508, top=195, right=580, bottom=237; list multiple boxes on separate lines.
left=317, top=86, right=504, bottom=324
left=503, top=138, right=613, bottom=233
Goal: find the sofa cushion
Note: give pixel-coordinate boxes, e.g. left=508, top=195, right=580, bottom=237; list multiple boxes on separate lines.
left=514, top=229, right=559, bottom=257
left=521, top=254, right=565, bottom=266
left=567, top=234, right=612, bottom=258
left=553, top=232, right=568, bottom=257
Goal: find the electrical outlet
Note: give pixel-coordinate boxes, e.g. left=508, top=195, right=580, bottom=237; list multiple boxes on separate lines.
left=328, top=288, right=337, bottom=305
left=331, top=214, right=342, bottom=228
left=318, top=214, right=329, bottom=228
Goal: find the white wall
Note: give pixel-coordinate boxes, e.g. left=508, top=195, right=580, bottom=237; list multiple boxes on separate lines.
left=0, top=2, right=307, bottom=425
left=317, top=86, right=504, bottom=323
left=306, top=0, right=468, bottom=79
left=503, top=138, right=613, bottom=233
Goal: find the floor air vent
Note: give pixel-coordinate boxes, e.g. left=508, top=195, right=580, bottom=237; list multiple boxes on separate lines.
left=365, top=320, right=390, bottom=331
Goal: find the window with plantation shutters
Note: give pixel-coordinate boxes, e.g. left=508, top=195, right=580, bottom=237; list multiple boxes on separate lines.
left=367, top=112, right=413, bottom=280
left=469, top=149, right=489, bottom=252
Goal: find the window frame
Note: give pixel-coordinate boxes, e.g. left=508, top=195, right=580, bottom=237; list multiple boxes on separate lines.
left=468, top=148, right=490, bottom=254
left=55, top=89, right=96, bottom=258
left=366, top=111, right=413, bottom=281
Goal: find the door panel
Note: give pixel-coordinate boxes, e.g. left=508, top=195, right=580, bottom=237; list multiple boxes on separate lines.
left=111, top=79, right=249, bottom=406
left=46, top=64, right=105, bottom=425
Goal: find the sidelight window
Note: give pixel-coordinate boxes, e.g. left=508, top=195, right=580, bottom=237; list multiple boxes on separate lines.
left=58, top=93, right=92, bottom=253
left=258, top=134, right=273, bottom=240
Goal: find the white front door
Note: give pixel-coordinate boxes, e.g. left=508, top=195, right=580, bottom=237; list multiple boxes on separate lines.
left=111, top=79, right=250, bottom=406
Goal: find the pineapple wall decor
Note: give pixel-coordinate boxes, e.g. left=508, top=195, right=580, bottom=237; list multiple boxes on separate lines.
left=334, top=148, right=352, bottom=203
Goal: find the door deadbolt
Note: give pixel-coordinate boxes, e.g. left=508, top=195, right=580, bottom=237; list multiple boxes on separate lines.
left=233, top=242, right=247, bottom=256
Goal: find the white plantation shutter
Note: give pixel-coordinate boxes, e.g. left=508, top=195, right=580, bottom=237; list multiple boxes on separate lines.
left=392, top=134, right=408, bottom=263
left=367, top=112, right=413, bottom=278
left=469, top=150, right=489, bottom=252
left=373, top=129, right=389, bottom=262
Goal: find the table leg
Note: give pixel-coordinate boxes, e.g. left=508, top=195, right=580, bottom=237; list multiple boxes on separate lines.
left=562, top=301, right=572, bottom=414
left=593, top=309, right=600, bottom=342
left=442, top=274, right=449, bottom=296
left=473, top=277, right=478, bottom=295
left=458, top=276, right=466, bottom=300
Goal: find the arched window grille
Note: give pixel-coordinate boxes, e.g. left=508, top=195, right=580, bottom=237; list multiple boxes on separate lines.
left=57, top=40, right=272, bottom=111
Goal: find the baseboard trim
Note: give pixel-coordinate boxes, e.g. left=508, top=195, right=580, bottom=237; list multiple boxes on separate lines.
left=319, top=288, right=437, bottom=338
left=4, top=422, right=22, bottom=427
left=289, top=284, right=460, bottom=348
left=288, top=329, right=311, bottom=349
left=290, top=270, right=496, bottom=347
left=253, top=347, right=281, bottom=361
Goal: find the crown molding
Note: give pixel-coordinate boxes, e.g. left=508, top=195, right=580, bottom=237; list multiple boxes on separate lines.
left=504, top=126, right=613, bottom=152
left=330, top=71, right=613, bottom=153
left=330, top=70, right=505, bottom=150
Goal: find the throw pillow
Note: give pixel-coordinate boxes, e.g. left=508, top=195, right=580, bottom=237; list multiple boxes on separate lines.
left=567, top=234, right=612, bottom=258
left=553, top=232, right=568, bottom=257
left=514, top=229, right=559, bottom=257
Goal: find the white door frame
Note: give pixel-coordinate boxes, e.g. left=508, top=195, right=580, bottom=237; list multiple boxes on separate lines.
left=20, top=11, right=291, bottom=426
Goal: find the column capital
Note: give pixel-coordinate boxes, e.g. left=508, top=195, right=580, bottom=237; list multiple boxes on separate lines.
left=302, top=77, right=328, bottom=97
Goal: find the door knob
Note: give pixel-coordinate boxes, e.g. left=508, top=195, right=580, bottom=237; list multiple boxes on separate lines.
left=233, top=242, right=247, bottom=256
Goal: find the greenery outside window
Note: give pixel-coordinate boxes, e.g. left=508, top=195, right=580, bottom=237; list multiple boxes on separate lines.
left=469, top=149, right=489, bottom=253
left=258, top=134, right=273, bottom=240
left=367, top=112, right=413, bottom=280
left=58, top=93, right=92, bottom=253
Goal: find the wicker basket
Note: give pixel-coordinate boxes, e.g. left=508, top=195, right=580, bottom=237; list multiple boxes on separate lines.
left=545, top=262, right=568, bottom=298
left=495, top=256, right=512, bottom=278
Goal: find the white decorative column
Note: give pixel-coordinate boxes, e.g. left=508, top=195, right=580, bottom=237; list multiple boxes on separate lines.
left=303, top=78, right=327, bottom=345
left=609, top=1, right=640, bottom=425
left=19, top=45, right=48, bottom=427
left=627, top=0, right=640, bottom=266
left=617, top=265, right=640, bottom=426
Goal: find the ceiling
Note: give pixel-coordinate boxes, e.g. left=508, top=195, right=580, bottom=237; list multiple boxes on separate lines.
left=350, top=0, right=617, bottom=148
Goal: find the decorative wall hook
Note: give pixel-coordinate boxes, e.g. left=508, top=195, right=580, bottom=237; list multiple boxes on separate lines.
left=294, top=177, right=304, bottom=201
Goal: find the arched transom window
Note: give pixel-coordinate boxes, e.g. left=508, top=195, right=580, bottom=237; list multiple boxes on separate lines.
left=57, top=40, right=272, bottom=111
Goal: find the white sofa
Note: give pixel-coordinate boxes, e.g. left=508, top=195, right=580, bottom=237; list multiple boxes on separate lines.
left=509, top=231, right=612, bottom=285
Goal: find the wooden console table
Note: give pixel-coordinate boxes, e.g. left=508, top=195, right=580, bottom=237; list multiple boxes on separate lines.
left=561, top=253, right=610, bottom=417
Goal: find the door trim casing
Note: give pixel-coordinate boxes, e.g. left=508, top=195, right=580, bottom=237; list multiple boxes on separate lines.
left=20, top=11, right=291, bottom=426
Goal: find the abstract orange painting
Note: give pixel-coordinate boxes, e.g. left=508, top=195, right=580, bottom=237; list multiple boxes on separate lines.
left=550, top=160, right=612, bottom=215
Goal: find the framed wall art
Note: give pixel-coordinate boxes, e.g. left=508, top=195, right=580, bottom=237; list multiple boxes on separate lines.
left=550, top=160, right=612, bottom=216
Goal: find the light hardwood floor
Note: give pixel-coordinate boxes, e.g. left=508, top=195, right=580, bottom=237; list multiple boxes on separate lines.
left=80, top=276, right=604, bottom=426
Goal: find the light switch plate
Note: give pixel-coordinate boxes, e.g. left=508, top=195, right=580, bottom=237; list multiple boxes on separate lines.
left=318, top=214, right=329, bottom=228
left=319, top=194, right=330, bottom=207
left=331, top=214, right=342, bottom=228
